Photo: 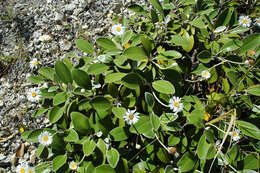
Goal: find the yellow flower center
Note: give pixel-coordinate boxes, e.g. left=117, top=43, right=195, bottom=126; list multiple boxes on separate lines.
left=33, top=61, right=38, bottom=66
left=157, top=60, right=165, bottom=64
left=43, top=135, right=49, bottom=142
left=20, top=127, right=24, bottom=133
left=129, top=114, right=134, bottom=120
left=20, top=168, right=25, bottom=173
left=204, top=112, right=211, bottom=121
left=28, top=169, right=34, bottom=173
left=142, top=58, right=149, bottom=62
left=203, top=72, right=209, bottom=77
left=243, top=19, right=248, bottom=24
left=173, top=101, right=179, bottom=107
left=233, top=131, right=237, bottom=137
left=31, top=92, right=37, bottom=97
left=124, top=42, right=130, bottom=49
left=116, top=27, right=121, bottom=32
left=71, top=163, right=77, bottom=169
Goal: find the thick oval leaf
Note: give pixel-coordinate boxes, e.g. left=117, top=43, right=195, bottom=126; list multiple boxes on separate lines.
left=220, top=40, right=243, bottom=52
left=64, top=129, right=79, bottom=142
left=243, top=154, right=259, bottom=170
left=107, top=148, right=120, bottom=168
left=168, top=135, right=180, bottom=146
left=38, top=67, right=55, bottom=81
left=75, top=39, right=94, bottom=55
left=239, top=34, right=260, bottom=55
left=197, top=50, right=211, bottom=63
left=28, top=75, right=45, bottom=84
left=105, top=73, right=127, bottom=83
left=197, top=134, right=212, bottom=160
left=188, top=109, right=204, bottom=128
left=215, top=7, right=234, bottom=27
left=129, top=116, right=155, bottom=138
left=164, top=165, right=175, bottom=173
left=95, top=165, right=116, bottom=173
left=112, top=107, right=126, bottom=119
left=246, top=85, right=260, bottom=96
left=161, top=50, right=182, bottom=59
left=127, top=4, right=145, bottom=14
left=83, top=139, right=96, bottom=156
left=53, top=92, right=67, bottom=106
left=150, top=113, right=160, bottom=131
left=141, top=36, right=153, bottom=55
left=72, top=69, right=92, bottom=90
left=177, top=152, right=196, bottom=172
left=52, top=155, right=67, bottom=171
left=109, top=127, right=128, bottom=141
left=123, top=46, right=148, bottom=61
left=121, top=72, right=143, bottom=90
left=87, top=63, right=109, bottom=75
left=170, top=35, right=189, bottom=47
left=96, top=38, right=117, bottom=50
left=90, top=96, right=112, bottom=118
left=145, top=92, right=154, bottom=107
left=190, top=17, right=206, bottom=28
left=48, top=106, right=64, bottom=123
left=55, top=61, right=72, bottom=84
left=148, top=0, right=164, bottom=16
left=71, top=112, right=91, bottom=135
left=236, top=120, right=260, bottom=140
left=152, top=80, right=175, bottom=94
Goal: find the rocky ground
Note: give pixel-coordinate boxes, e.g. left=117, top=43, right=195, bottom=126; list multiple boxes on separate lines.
left=0, top=0, right=144, bottom=172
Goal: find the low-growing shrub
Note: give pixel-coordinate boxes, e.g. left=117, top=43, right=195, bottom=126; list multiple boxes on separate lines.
left=20, top=0, right=260, bottom=172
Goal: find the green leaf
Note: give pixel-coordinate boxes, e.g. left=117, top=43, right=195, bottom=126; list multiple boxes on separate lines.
left=87, top=63, right=109, bottom=75
left=36, top=162, right=52, bottom=173
left=28, top=75, right=45, bottom=84
left=161, top=50, right=182, bottom=59
left=71, top=112, right=91, bottom=135
left=121, top=72, right=142, bottom=90
left=32, top=108, right=48, bottom=117
left=208, top=68, right=218, bottom=84
left=64, top=129, right=79, bottom=142
left=160, top=113, right=178, bottom=124
left=83, top=139, right=96, bottom=156
left=72, top=68, right=92, bottom=90
left=48, top=106, right=64, bottom=123
left=215, top=7, right=234, bottom=27
left=141, top=36, right=153, bottom=55
left=148, top=0, right=164, bottom=16
left=188, top=109, right=204, bottom=128
left=197, top=134, right=212, bottom=160
left=220, top=40, right=242, bottom=52
left=105, top=73, right=127, bottom=83
left=122, top=31, right=133, bottom=45
left=145, top=92, right=155, bottom=107
left=53, top=92, right=67, bottom=106
left=96, top=38, right=118, bottom=50
left=55, top=61, right=72, bottom=84
left=182, top=31, right=194, bottom=52
left=170, top=35, right=189, bottom=47
left=150, top=113, right=160, bottom=131
left=152, top=80, right=175, bottom=94
left=127, top=4, right=145, bottom=14
left=177, top=152, right=196, bottom=172
left=112, top=107, right=126, bottom=119
left=239, top=34, right=260, bottom=55
left=151, top=9, right=159, bottom=23
left=90, top=96, right=112, bottom=119
left=109, top=127, right=128, bottom=141
left=95, top=165, right=116, bottom=173
left=197, top=50, right=211, bottom=63
left=222, top=78, right=230, bottom=94
left=190, top=17, right=206, bottom=28
left=168, top=135, right=180, bottom=146
left=36, top=145, right=48, bottom=158
left=122, top=46, right=148, bottom=61
left=237, top=120, right=260, bottom=140
left=243, top=154, right=259, bottom=170
left=52, top=155, right=67, bottom=171
left=246, top=85, right=260, bottom=96
left=38, top=67, right=55, bottom=81
left=75, top=39, right=94, bottom=55
left=164, top=165, right=175, bottom=173
left=129, top=116, right=155, bottom=138
left=107, top=148, right=120, bottom=168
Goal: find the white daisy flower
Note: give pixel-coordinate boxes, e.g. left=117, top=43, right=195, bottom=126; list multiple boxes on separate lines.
left=29, top=58, right=39, bottom=69
left=238, top=16, right=251, bottom=27
left=255, top=17, right=260, bottom=27
left=229, top=129, right=240, bottom=141
left=201, top=70, right=211, bottom=80
left=169, top=96, right=184, bottom=114
left=27, top=88, right=41, bottom=102
left=39, top=35, right=51, bottom=42
left=214, top=26, right=226, bottom=33
left=123, top=109, right=140, bottom=125
left=69, top=161, right=78, bottom=170
left=16, top=163, right=27, bottom=173
left=26, top=166, right=35, bottom=173
left=38, top=131, right=53, bottom=146
left=111, top=24, right=125, bottom=36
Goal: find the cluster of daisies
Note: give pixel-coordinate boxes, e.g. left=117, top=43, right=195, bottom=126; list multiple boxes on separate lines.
left=239, top=16, right=260, bottom=28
